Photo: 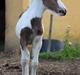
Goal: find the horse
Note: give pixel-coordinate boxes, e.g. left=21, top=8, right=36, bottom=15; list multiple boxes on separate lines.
left=16, top=0, right=67, bottom=75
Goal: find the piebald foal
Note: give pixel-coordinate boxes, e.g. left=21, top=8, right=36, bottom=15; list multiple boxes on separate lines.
left=16, top=0, right=67, bottom=75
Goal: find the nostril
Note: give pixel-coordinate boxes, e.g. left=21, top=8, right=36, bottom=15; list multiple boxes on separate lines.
left=59, top=10, right=61, bottom=13
left=59, top=10, right=64, bottom=13
left=59, top=9, right=67, bottom=15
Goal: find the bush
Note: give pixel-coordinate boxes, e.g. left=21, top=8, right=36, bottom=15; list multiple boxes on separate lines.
left=39, top=45, right=80, bottom=60
left=39, top=25, right=80, bottom=60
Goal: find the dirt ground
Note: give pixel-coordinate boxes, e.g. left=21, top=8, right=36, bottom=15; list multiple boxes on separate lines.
left=0, top=57, right=80, bottom=75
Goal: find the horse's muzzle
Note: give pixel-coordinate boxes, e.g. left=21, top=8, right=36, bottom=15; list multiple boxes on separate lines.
left=59, top=9, right=67, bottom=16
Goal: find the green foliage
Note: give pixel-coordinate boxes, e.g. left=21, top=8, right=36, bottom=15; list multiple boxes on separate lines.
left=39, top=45, right=80, bottom=60
left=39, top=25, right=80, bottom=60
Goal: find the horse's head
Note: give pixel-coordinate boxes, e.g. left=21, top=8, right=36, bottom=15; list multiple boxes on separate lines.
left=42, top=0, right=67, bottom=16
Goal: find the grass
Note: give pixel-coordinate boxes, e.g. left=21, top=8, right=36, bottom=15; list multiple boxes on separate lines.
left=39, top=25, right=80, bottom=60
left=39, top=43, right=80, bottom=60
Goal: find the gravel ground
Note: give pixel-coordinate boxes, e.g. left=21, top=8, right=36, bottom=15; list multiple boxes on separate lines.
left=0, top=58, right=80, bottom=75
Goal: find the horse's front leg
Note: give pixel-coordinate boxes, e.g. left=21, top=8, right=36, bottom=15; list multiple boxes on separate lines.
left=31, top=35, right=43, bottom=75
left=20, top=47, right=30, bottom=75
left=20, top=27, right=33, bottom=75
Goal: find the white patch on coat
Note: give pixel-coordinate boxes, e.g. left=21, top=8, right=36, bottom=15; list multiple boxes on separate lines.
left=20, top=46, right=30, bottom=75
left=57, top=0, right=66, bottom=9
left=16, top=0, right=45, bottom=39
left=31, top=35, right=42, bottom=75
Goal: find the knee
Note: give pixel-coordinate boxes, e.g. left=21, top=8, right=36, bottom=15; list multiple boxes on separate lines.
left=21, top=54, right=30, bottom=66
left=21, top=50, right=30, bottom=62
left=21, top=59, right=30, bottom=67
left=31, top=59, right=39, bottom=68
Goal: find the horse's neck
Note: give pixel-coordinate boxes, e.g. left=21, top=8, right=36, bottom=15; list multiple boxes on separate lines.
left=27, top=0, right=45, bottom=18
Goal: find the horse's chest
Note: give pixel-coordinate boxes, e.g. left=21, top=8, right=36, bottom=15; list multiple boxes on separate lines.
left=20, top=17, right=43, bottom=45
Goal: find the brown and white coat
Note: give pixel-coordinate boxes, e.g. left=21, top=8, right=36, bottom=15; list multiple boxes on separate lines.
left=16, top=0, right=67, bottom=75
